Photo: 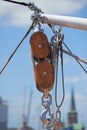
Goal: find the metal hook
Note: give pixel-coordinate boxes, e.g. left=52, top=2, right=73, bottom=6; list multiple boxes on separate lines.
left=40, top=108, right=54, bottom=129
left=41, top=109, right=49, bottom=125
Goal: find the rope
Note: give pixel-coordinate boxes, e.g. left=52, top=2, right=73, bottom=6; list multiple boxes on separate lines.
left=0, top=20, right=35, bottom=74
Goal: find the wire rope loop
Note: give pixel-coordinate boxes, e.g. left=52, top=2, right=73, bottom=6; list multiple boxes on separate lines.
left=41, top=94, right=52, bottom=108
left=53, top=36, right=65, bottom=109
left=55, top=55, right=65, bottom=108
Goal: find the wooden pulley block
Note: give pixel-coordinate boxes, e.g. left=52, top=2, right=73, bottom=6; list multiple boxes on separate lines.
left=30, top=31, right=51, bottom=59
left=34, top=60, right=54, bottom=92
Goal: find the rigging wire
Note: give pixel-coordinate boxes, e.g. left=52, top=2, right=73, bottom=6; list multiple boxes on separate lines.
left=0, top=20, right=35, bottom=74
left=3, top=0, right=44, bottom=13
left=63, top=42, right=87, bottom=74
left=3, top=0, right=53, bottom=32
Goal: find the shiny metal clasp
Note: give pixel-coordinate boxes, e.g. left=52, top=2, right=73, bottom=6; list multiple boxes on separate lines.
left=41, top=94, right=54, bottom=129
left=40, top=108, right=54, bottom=129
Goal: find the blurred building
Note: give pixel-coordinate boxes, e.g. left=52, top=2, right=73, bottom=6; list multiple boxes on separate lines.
left=65, top=88, right=85, bottom=130
left=0, top=97, right=8, bottom=130
left=7, top=128, right=18, bottom=130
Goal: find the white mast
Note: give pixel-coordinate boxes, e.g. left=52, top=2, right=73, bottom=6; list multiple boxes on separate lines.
left=40, top=14, right=87, bottom=30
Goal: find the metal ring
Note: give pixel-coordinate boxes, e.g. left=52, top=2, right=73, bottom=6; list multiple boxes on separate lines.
left=41, top=94, right=52, bottom=108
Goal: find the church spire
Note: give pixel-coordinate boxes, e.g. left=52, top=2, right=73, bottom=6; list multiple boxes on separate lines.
left=70, top=87, right=75, bottom=110
left=68, top=87, right=78, bottom=125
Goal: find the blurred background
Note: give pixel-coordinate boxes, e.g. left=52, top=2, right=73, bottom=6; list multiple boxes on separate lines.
left=0, top=0, right=87, bottom=130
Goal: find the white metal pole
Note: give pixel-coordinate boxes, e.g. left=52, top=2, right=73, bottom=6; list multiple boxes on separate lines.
left=40, top=14, right=87, bottom=31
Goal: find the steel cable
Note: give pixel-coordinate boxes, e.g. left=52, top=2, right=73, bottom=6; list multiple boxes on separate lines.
left=0, top=20, right=35, bottom=74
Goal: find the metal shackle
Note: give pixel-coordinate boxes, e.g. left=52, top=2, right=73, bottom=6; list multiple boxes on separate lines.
left=41, top=94, right=52, bottom=108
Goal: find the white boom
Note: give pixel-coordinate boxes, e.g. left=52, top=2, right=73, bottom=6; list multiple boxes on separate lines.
left=40, top=14, right=87, bottom=31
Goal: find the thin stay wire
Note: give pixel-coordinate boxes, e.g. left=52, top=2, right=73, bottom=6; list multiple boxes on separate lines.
left=63, top=42, right=87, bottom=74
left=0, top=20, right=35, bottom=74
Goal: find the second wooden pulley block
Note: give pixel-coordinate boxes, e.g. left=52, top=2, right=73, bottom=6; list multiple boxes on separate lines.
left=34, top=60, right=54, bottom=92
left=30, top=31, right=51, bottom=59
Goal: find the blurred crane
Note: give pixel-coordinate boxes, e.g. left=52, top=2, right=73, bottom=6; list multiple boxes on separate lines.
left=21, top=87, right=33, bottom=130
